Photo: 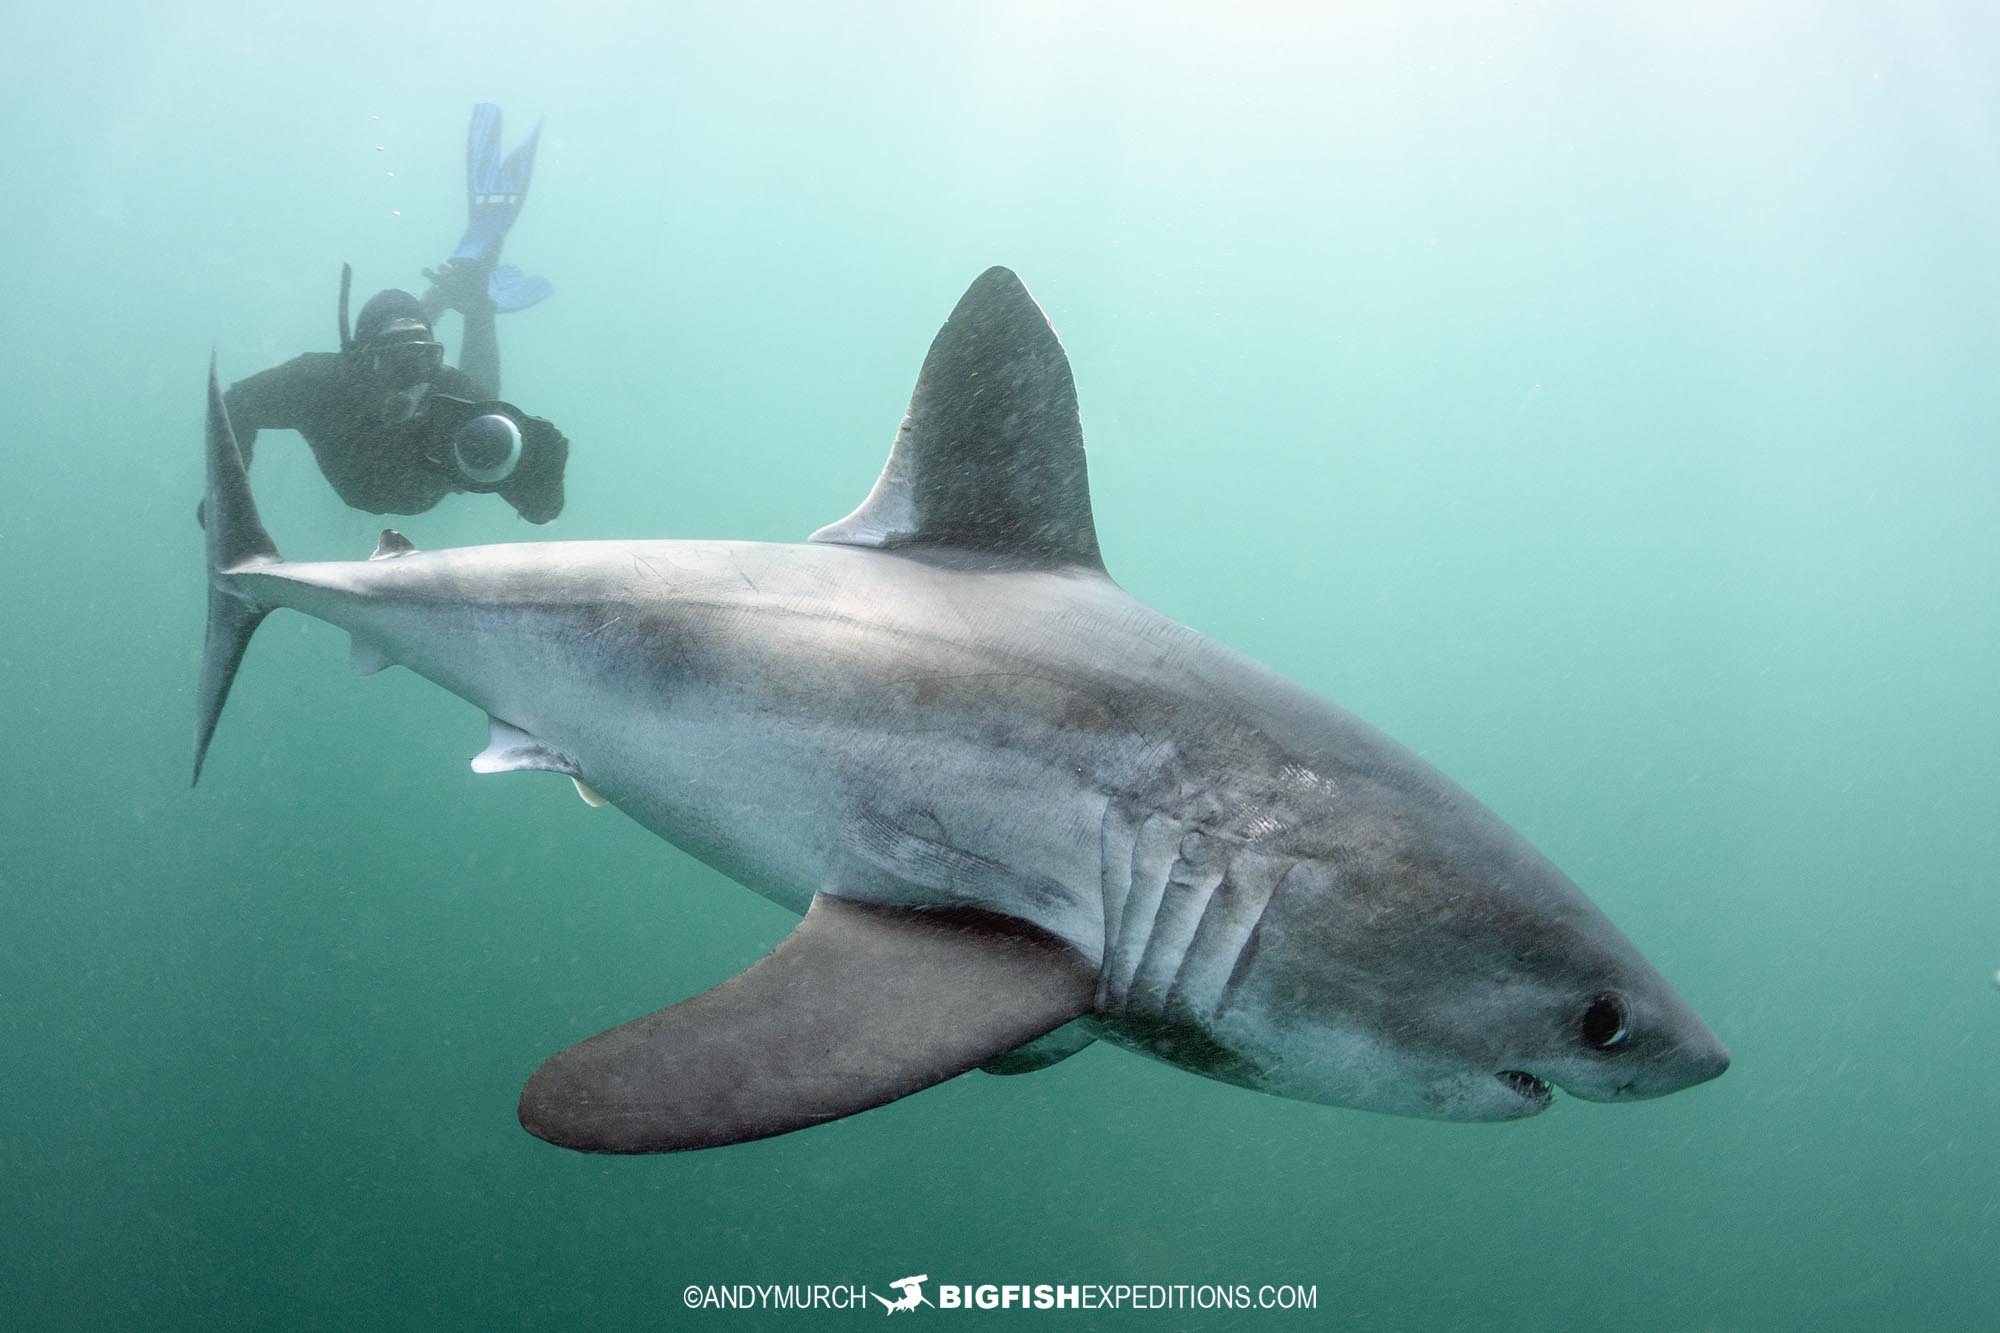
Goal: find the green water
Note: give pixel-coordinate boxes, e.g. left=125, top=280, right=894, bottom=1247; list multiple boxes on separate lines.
left=6, top=2, right=1998, bottom=1328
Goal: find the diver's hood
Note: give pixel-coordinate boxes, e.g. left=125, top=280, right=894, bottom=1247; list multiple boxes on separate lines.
left=337, top=266, right=434, bottom=353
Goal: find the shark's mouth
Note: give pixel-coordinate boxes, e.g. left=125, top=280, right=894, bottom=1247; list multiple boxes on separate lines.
left=1496, top=1070, right=1554, bottom=1107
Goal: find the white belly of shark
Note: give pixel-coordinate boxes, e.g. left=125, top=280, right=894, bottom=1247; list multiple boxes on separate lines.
left=193, top=267, right=1729, bottom=1153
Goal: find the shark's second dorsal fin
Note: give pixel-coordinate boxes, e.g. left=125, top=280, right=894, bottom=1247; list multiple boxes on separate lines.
left=370, top=529, right=418, bottom=560
left=811, top=267, right=1105, bottom=574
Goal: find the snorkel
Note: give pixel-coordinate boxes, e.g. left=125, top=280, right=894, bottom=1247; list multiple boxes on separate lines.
left=337, top=262, right=354, bottom=354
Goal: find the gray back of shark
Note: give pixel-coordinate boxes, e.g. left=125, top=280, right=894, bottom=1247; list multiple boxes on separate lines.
left=194, top=267, right=1728, bottom=1153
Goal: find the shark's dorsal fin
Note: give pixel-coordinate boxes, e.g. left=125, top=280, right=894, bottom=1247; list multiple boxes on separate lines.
left=370, top=528, right=418, bottom=560
left=811, top=267, right=1105, bottom=573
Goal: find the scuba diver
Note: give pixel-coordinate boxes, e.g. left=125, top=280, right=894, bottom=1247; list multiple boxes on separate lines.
left=208, top=105, right=569, bottom=525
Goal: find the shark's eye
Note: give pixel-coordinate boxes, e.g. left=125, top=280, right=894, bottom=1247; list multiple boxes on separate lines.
left=1581, top=992, right=1630, bottom=1049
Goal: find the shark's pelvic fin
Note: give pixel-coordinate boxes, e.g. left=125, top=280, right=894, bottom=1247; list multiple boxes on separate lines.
left=517, top=894, right=1098, bottom=1153
left=370, top=528, right=419, bottom=560
left=472, top=716, right=581, bottom=776
left=810, top=267, right=1106, bottom=574
left=193, top=355, right=281, bottom=787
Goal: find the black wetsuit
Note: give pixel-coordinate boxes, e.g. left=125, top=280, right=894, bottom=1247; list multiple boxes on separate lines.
left=223, top=354, right=568, bottom=524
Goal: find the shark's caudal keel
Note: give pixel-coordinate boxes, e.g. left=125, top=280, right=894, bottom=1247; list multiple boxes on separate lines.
left=195, top=268, right=1727, bottom=1154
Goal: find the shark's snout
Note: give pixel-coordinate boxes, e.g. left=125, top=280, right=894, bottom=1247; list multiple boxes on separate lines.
left=1644, top=1025, right=1732, bottom=1094
left=1670, top=1029, right=1732, bottom=1090
left=1542, top=998, right=1731, bottom=1105
left=1491, top=1019, right=1726, bottom=1119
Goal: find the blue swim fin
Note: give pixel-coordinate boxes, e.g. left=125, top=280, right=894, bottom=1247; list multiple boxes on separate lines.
left=450, top=103, right=545, bottom=268
left=486, top=263, right=554, bottom=313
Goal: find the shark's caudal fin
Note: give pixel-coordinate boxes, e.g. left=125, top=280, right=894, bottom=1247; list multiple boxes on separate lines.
left=811, top=267, right=1106, bottom=574
left=193, top=356, right=280, bottom=786
left=518, top=895, right=1097, bottom=1153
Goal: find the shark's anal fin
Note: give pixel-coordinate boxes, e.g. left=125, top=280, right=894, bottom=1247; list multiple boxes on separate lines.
left=472, top=715, right=580, bottom=776
left=518, top=894, right=1099, bottom=1153
left=810, top=267, right=1106, bottom=574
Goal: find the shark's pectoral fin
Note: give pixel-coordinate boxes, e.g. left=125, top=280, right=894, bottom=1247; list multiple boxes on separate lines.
left=518, top=894, right=1098, bottom=1153
left=979, top=1020, right=1097, bottom=1076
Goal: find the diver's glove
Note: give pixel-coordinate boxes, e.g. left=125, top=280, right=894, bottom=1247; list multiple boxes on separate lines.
left=420, top=256, right=498, bottom=320
left=501, top=422, right=568, bottom=524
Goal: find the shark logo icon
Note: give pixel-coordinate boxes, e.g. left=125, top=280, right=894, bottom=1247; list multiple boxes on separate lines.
left=872, top=1275, right=932, bottom=1315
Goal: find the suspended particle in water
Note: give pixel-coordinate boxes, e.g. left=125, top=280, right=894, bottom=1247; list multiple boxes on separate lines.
left=376, top=145, right=385, bottom=152
left=1992, top=968, right=2000, bottom=991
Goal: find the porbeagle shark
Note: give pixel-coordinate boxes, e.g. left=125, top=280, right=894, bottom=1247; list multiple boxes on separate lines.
left=194, top=267, right=1728, bottom=1153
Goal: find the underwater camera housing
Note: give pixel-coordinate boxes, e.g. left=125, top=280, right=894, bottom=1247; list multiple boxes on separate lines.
left=455, top=413, right=522, bottom=483
left=424, top=396, right=565, bottom=492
